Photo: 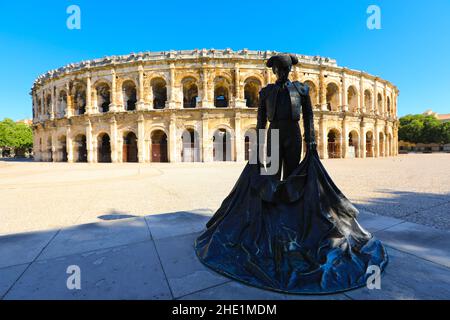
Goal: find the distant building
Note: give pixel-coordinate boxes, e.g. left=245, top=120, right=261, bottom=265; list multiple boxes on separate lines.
left=423, top=109, right=450, bottom=123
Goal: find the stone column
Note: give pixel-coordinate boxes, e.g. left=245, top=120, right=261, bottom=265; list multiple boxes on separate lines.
left=50, top=87, right=55, bottom=120
left=202, top=113, right=211, bottom=162
left=342, top=117, right=348, bottom=158
left=65, top=83, right=72, bottom=118
left=200, top=67, right=212, bottom=108
left=235, top=111, right=244, bottom=161
left=234, top=64, right=246, bottom=108
left=92, top=87, right=98, bottom=114
left=373, top=79, right=379, bottom=115
left=86, top=75, right=92, bottom=115
left=66, top=125, right=73, bottom=163
left=319, top=68, right=328, bottom=111
left=110, top=69, right=117, bottom=112
left=359, top=74, right=365, bottom=113
left=341, top=71, right=348, bottom=112
left=86, top=120, right=94, bottom=163
left=319, top=116, right=327, bottom=159
left=374, top=120, right=379, bottom=157
left=137, top=66, right=146, bottom=111
left=168, top=113, right=177, bottom=162
left=168, top=63, right=178, bottom=109
left=110, top=116, right=118, bottom=163
left=360, top=122, right=366, bottom=159
left=383, top=84, right=388, bottom=118
left=138, top=114, right=146, bottom=163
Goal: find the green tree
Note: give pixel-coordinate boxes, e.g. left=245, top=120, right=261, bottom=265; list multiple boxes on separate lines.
left=0, top=118, right=33, bottom=150
left=399, top=114, right=448, bottom=144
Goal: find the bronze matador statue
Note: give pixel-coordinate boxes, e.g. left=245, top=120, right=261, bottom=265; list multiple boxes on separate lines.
left=195, top=53, right=388, bottom=294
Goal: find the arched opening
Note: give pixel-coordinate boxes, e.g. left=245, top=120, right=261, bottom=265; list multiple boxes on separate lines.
left=58, top=91, right=67, bottom=117
left=182, top=77, right=198, bottom=108
left=123, top=132, right=138, bottom=162
left=58, top=135, right=67, bottom=162
left=214, top=77, right=230, bottom=108
left=74, top=84, right=87, bottom=115
left=96, top=83, right=111, bottom=113
left=151, top=78, right=167, bottom=109
left=364, top=90, right=372, bottom=112
left=213, top=128, right=232, bottom=161
left=151, top=130, right=168, bottom=162
left=244, top=128, right=257, bottom=162
left=327, top=129, right=341, bottom=158
left=377, top=93, right=383, bottom=115
left=326, top=83, right=339, bottom=111
left=181, top=129, right=200, bottom=162
left=97, top=133, right=111, bottom=163
left=46, top=94, right=52, bottom=116
left=387, top=97, right=391, bottom=116
left=244, top=78, right=261, bottom=108
left=347, top=86, right=358, bottom=113
left=379, top=132, right=385, bottom=157
left=348, top=130, right=359, bottom=158
left=74, top=134, right=87, bottom=162
left=304, top=80, right=318, bottom=108
left=122, top=80, right=137, bottom=111
left=47, top=136, right=53, bottom=162
left=366, top=131, right=374, bottom=157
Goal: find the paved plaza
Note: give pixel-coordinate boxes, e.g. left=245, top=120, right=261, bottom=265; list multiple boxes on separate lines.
left=0, top=153, right=449, bottom=299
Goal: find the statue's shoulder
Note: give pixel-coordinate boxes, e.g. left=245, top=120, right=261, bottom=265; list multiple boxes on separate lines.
left=259, top=84, right=274, bottom=98
left=292, top=81, right=309, bottom=96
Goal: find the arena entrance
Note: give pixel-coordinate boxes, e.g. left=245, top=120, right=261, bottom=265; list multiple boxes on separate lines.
left=59, top=136, right=67, bottom=162
left=151, top=130, right=168, bottom=162
left=327, top=129, right=341, bottom=158
left=98, top=133, right=112, bottom=163
left=123, top=132, right=138, bottom=162
left=181, top=129, right=199, bottom=162
left=366, top=131, right=374, bottom=157
left=348, top=131, right=359, bottom=158
left=75, top=134, right=87, bottom=163
left=213, top=129, right=232, bottom=161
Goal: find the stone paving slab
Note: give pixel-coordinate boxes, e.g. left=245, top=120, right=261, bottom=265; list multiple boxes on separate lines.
left=4, top=241, right=172, bottom=300
left=180, top=281, right=287, bottom=300
left=357, top=210, right=404, bottom=233
left=0, top=264, right=29, bottom=298
left=37, top=217, right=151, bottom=261
left=374, top=222, right=450, bottom=268
left=154, top=232, right=229, bottom=299
left=1, top=208, right=449, bottom=300
left=0, top=230, right=57, bottom=268
left=145, top=209, right=213, bottom=240
left=345, top=247, right=450, bottom=300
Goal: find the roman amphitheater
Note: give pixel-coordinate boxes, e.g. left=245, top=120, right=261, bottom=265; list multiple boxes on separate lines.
left=31, top=49, right=399, bottom=163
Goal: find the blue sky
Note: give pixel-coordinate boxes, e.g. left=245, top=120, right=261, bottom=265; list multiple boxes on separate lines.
left=0, top=0, right=449, bottom=120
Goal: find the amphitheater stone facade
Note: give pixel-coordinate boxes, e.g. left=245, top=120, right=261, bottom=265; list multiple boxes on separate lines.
left=31, top=49, right=399, bottom=163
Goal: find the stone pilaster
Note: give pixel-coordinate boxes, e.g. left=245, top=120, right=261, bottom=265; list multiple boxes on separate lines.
left=110, top=116, right=118, bottom=163
left=138, top=114, right=146, bottom=163
left=168, top=113, right=177, bottom=162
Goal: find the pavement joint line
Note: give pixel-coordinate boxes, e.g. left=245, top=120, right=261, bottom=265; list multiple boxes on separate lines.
left=383, top=244, right=450, bottom=270
left=25, top=238, right=155, bottom=265
left=144, top=216, right=175, bottom=300
left=174, top=280, right=234, bottom=300
left=372, top=220, right=407, bottom=233
left=1, top=228, right=61, bottom=300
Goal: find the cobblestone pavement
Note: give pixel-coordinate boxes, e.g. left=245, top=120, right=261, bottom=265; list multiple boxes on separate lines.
left=0, top=153, right=449, bottom=299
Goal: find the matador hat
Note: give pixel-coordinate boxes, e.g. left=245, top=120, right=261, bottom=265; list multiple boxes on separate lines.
left=266, top=53, right=299, bottom=68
